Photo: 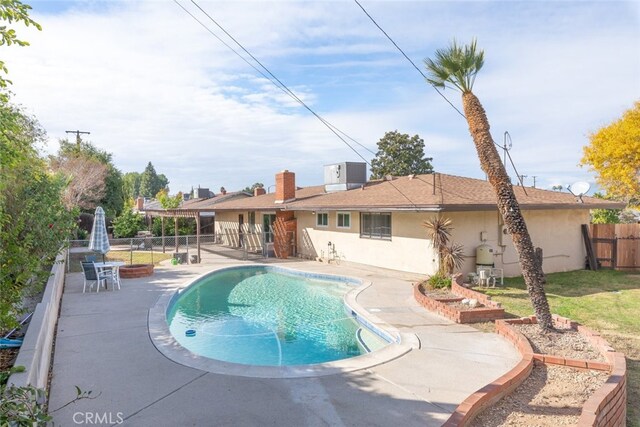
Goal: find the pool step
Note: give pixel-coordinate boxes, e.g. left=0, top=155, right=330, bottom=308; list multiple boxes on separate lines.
left=356, top=327, right=387, bottom=353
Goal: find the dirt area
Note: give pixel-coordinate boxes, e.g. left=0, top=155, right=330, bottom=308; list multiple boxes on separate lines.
left=513, top=322, right=607, bottom=362
left=469, top=321, right=496, bottom=333
left=470, top=364, right=609, bottom=427
left=419, top=285, right=459, bottom=299
left=0, top=348, right=19, bottom=373
left=447, top=301, right=485, bottom=310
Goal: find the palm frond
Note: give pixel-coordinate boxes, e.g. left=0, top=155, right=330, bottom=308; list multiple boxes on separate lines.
left=422, top=217, right=453, bottom=250
left=441, top=243, right=466, bottom=275
left=423, top=38, right=485, bottom=93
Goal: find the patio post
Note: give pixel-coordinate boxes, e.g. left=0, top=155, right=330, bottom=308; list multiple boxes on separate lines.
left=161, top=216, right=165, bottom=253
left=196, top=213, right=201, bottom=263
left=174, top=215, right=179, bottom=254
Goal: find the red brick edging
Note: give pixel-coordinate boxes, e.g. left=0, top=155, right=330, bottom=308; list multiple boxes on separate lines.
left=443, top=315, right=627, bottom=426
left=413, top=277, right=505, bottom=323
left=119, top=264, right=154, bottom=279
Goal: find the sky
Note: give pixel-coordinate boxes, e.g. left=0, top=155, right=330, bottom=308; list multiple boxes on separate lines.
left=4, top=0, right=640, bottom=195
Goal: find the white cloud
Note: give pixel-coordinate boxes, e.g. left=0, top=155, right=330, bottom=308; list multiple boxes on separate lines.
left=3, top=0, right=638, bottom=197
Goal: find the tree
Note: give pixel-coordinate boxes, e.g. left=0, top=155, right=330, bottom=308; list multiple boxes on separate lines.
left=52, top=139, right=125, bottom=217
left=0, top=100, right=75, bottom=330
left=139, top=162, right=167, bottom=198
left=49, top=154, right=109, bottom=210
left=0, top=0, right=42, bottom=99
left=424, top=39, right=553, bottom=331
left=156, top=188, right=182, bottom=209
left=123, top=172, right=141, bottom=201
left=157, top=173, right=169, bottom=193
left=581, top=102, right=640, bottom=207
left=112, top=209, right=144, bottom=238
left=591, top=192, right=621, bottom=224
left=242, top=182, right=264, bottom=193
left=370, top=131, right=433, bottom=179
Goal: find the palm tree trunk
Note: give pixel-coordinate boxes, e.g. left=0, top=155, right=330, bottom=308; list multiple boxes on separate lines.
left=462, top=91, right=554, bottom=331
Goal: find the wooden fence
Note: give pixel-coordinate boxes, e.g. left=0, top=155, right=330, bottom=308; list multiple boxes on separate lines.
left=588, top=223, right=640, bottom=270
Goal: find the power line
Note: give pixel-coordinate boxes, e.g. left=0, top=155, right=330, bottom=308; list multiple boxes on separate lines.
left=355, top=0, right=530, bottom=192
left=189, top=0, right=378, bottom=157
left=353, top=0, right=465, bottom=119
left=174, top=0, right=375, bottom=158
left=176, top=0, right=418, bottom=209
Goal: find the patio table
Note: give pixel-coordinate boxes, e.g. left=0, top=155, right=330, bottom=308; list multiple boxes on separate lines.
left=94, top=261, right=125, bottom=290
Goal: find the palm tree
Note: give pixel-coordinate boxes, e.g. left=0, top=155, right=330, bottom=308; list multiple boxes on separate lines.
left=424, top=39, right=554, bottom=331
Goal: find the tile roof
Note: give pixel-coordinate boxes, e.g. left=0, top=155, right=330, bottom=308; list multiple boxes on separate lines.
left=142, top=191, right=251, bottom=213
left=211, top=173, right=625, bottom=212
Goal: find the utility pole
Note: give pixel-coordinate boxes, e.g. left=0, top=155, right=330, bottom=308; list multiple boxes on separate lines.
left=518, top=174, right=528, bottom=186
left=532, top=175, right=537, bottom=188
left=65, top=130, right=90, bottom=147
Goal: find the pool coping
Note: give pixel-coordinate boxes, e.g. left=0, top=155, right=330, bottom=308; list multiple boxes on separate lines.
left=148, top=264, right=420, bottom=379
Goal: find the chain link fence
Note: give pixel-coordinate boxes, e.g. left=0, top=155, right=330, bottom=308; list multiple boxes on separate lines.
left=67, top=231, right=296, bottom=268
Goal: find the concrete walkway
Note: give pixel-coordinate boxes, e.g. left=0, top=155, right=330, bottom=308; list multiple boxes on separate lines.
left=49, top=254, right=519, bottom=426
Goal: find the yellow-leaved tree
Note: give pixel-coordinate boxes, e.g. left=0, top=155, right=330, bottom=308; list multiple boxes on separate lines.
left=581, top=101, right=640, bottom=206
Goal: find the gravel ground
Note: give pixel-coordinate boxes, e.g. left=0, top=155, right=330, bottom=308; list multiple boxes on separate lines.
left=422, top=288, right=459, bottom=299
left=514, top=323, right=607, bottom=362
left=447, top=301, right=485, bottom=310
left=470, top=364, right=609, bottom=427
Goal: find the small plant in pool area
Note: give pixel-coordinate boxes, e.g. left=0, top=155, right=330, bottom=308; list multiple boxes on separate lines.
left=427, top=274, right=451, bottom=289
left=0, top=364, right=98, bottom=425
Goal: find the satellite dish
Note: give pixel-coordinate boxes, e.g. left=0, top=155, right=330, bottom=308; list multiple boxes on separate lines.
left=567, top=181, right=591, bottom=203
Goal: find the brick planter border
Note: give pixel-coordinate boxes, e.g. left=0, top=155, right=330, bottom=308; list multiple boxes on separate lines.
left=413, top=275, right=505, bottom=323
left=119, top=263, right=154, bottom=279
left=443, top=314, right=627, bottom=427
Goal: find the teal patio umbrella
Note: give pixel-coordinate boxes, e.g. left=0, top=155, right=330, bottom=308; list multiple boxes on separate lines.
left=88, top=206, right=110, bottom=262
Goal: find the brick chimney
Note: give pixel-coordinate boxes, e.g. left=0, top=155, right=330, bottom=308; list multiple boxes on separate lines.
left=136, top=197, right=144, bottom=211
left=254, top=187, right=266, bottom=196
left=275, top=170, right=295, bottom=203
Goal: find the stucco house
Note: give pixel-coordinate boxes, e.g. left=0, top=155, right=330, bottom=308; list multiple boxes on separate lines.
left=136, top=188, right=251, bottom=236
left=210, top=163, right=624, bottom=277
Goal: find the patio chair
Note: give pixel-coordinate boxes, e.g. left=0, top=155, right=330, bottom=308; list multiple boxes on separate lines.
left=81, top=261, right=109, bottom=293
left=85, top=255, right=97, bottom=262
left=109, top=265, right=121, bottom=291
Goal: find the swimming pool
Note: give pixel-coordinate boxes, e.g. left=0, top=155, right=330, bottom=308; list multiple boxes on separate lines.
left=166, top=265, right=389, bottom=366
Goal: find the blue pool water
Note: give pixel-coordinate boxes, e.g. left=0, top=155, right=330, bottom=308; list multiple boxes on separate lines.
left=167, top=266, right=386, bottom=366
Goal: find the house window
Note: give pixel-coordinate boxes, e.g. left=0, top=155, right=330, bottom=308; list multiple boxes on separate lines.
left=316, top=212, right=328, bottom=227
left=360, top=212, right=391, bottom=240
left=248, top=211, right=256, bottom=232
left=263, top=213, right=276, bottom=243
left=337, top=212, right=351, bottom=229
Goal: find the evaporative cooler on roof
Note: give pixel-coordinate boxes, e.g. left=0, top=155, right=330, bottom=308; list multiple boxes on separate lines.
left=323, top=162, right=367, bottom=192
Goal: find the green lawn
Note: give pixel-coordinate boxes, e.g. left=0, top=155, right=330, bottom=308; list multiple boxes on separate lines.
left=480, top=269, right=640, bottom=427
left=68, top=250, right=172, bottom=273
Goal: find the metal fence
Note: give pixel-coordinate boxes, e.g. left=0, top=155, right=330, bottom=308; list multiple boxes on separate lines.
left=68, top=231, right=295, bottom=265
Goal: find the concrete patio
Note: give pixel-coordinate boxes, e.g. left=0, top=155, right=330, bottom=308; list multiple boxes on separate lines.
left=49, top=253, right=519, bottom=426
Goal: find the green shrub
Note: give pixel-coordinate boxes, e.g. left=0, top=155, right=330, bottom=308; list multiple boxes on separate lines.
left=151, top=217, right=195, bottom=236
left=112, top=209, right=144, bottom=238
left=428, top=274, right=451, bottom=289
